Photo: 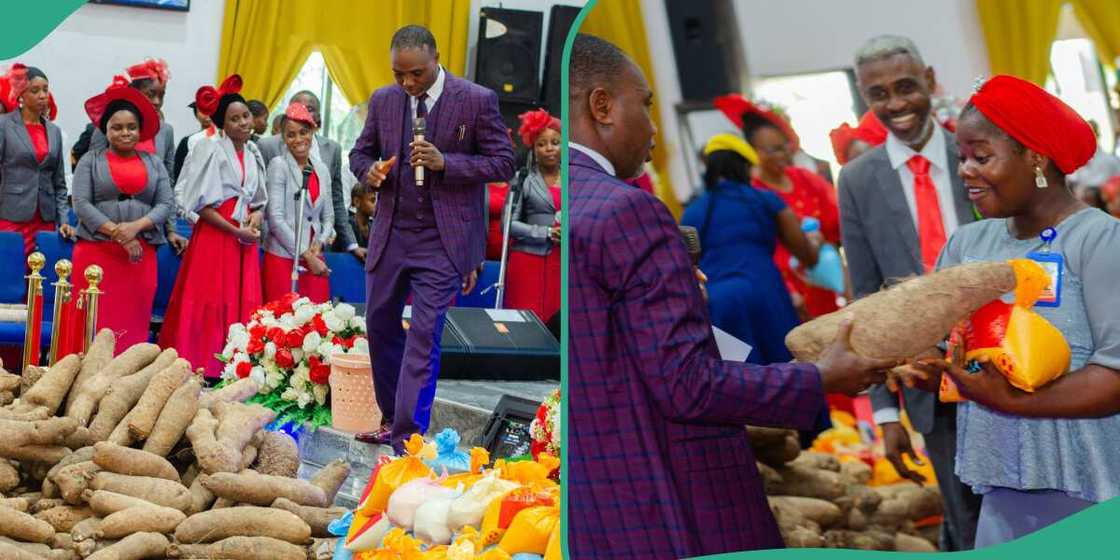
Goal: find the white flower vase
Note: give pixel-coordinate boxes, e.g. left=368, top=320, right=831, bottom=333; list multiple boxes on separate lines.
left=328, top=352, right=381, bottom=433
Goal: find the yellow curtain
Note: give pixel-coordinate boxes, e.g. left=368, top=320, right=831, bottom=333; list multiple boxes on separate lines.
left=219, top=0, right=471, bottom=110
left=579, top=0, right=680, bottom=218
left=1071, top=0, right=1120, bottom=67
left=976, top=0, right=1064, bottom=85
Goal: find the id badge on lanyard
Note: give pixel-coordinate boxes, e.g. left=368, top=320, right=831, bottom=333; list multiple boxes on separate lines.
left=1025, top=227, right=1062, bottom=308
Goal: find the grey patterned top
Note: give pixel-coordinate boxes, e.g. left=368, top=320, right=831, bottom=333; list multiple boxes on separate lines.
left=937, top=207, right=1120, bottom=502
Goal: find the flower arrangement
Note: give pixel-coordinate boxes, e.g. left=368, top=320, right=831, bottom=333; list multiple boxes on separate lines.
left=218, top=293, right=368, bottom=428
left=529, top=389, right=560, bottom=461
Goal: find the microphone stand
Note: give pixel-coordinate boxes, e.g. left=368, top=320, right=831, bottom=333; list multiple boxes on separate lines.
left=291, top=165, right=313, bottom=294
left=493, top=168, right=527, bottom=309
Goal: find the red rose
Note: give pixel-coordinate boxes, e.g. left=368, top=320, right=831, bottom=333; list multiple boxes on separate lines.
left=266, top=327, right=286, bottom=344
left=249, top=324, right=266, bottom=339
left=275, top=348, right=294, bottom=369
left=332, top=335, right=344, bottom=346
left=285, top=328, right=306, bottom=349
left=311, top=314, right=329, bottom=337
left=235, top=361, right=252, bottom=379
left=309, top=362, right=331, bottom=385
left=307, top=355, right=321, bottom=368
left=246, top=337, right=264, bottom=356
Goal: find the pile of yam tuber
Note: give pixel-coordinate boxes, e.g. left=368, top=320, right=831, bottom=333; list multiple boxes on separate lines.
left=0, top=329, right=350, bottom=559
left=748, top=426, right=942, bottom=552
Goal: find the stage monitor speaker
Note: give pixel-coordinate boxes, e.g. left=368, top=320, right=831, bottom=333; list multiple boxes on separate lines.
left=481, top=394, right=540, bottom=460
left=400, top=307, right=559, bottom=381
left=540, top=5, right=581, bottom=115
left=664, top=0, right=742, bottom=102
left=476, top=8, right=543, bottom=103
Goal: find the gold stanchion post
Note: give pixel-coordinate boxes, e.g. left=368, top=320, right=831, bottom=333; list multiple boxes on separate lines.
left=22, top=252, right=46, bottom=373
left=79, top=265, right=103, bottom=353
left=48, top=259, right=73, bottom=366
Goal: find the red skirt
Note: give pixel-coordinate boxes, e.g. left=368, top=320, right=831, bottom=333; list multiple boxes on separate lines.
left=0, top=212, right=56, bottom=255
left=262, top=251, right=330, bottom=304
left=505, top=248, right=561, bottom=324
left=63, top=240, right=157, bottom=352
left=158, top=199, right=262, bottom=377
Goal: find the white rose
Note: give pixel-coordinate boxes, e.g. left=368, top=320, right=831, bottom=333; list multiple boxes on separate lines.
left=221, top=362, right=236, bottom=381
left=231, top=331, right=250, bottom=352
left=323, top=312, right=344, bottom=333
left=293, top=363, right=310, bottom=384
left=261, top=315, right=279, bottom=329
left=302, top=331, right=322, bottom=353
left=266, top=369, right=284, bottom=389
left=297, top=390, right=313, bottom=408
left=334, top=303, right=356, bottom=321
left=294, top=304, right=317, bottom=326
left=279, top=313, right=296, bottom=330
left=291, top=348, right=304, bottom=363
left=281, top=387, right=301, bottom=402
left=264, top=342, right=277, bottom=360
left=313, top=384, right=328, bottom=406
left=221, top=341, right=236, bottom=361
left=228, top=322, right=247, bottom=338
left=249, top=366, right=266, bottom=387
left=351, top=338, right=370, bottom=354
left=348, top=316, right=366, bottom=332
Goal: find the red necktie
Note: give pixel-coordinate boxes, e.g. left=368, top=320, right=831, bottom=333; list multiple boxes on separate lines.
left=907, top=155, right=946, bottom=272
left=308, top=170, right=320, bottom=205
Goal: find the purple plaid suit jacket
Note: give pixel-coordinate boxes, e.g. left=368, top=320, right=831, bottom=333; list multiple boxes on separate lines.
left=569, top=149, right=828, bottom=559
left=349, top=72, right=515, bottom=275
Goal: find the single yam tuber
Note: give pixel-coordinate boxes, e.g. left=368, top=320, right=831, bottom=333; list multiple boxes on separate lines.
left=89, top=472, right=191, bottom=512
left=238, top=442, right=259, bottom=471
left=66, top=344, right=160, bottom=426
left=823, top=529, right=896, bottom=551
left=0, top=403, right=51, bottom=421
left=0, top=504, right=56, bottom=543
left=202, top=470, right=328, bottom=507
left=895, top=532, right=937, bottom=552
left=771, top=464, right=846, bottom=501
left=84, top=531, right=168, bottom=560
left=768, top=496, right=842, bottom=529
left=167, top=535, right=305, bottom=560
left=21, top=354, right=82, bottom=414
left=0, top=497, right=31, bottom=512
left=95, top=505, right=186, bottom=539
left=87, top=350, right=179, bottom=441
left=20, top=365, right=46, bottom=397
left=198, top=378, right=260, bottom=410
left=0, top=417, right=79, bottom=447
left=254, top=431, right=300, bottom=477
left=65, top=329, right=116, bottom=414
left=174, top=507, right=311, bottom=544
left=52, top=460, right=100, bottom=505
left=0, top=369, right=20, bottom=393
left=140, top=377, right=202, bottom=457
left=70, top=516, right=101, bottom=543
left=753, top=433, right=802, bottom=468
left=0, top=444, right=70, bottom=464
left=309, top=458, right=350, bottom=504
left=840, top=460, right=873, bottom=485
left=271, top=497, right=348, bottom=538
left=83, top=490, right=158, bottom=517
left=92, top=442, right=179, bottom=482
left=33, top=504, right=94, bottom=532
left=790, top=451, right=841, bottom=473
left=126, top=360, right=191, bottom=442
left=783, top=525, right=825, bottom=548
left=0, top=459, right=20, bottom=493
left=745, top=426, right=797, bottom=448
left=0, top=540, right=52, bottom=560
left=185, top=409, right=240, bottom=474
left=787, top=261, right=1019, bottom=362
left=186, top=476, right=215, bottom=515
left=213, top=402, right=276, bottom=451
left=30, top=498, right=64, bottom=515
left=756, top=461, right=783, bottom=494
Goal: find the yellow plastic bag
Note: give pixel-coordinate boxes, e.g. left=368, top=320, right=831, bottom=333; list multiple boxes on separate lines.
left=499, top=505, right=561, bottom=555
left=479, top=487, right=555, bottom=547
left=357, top=528, right=424, bottom=560
left=360, top=435, right=435, bottom=516
left=542, top=521, right=561, bottom=560
left=496, top=453, right=560, bottom=487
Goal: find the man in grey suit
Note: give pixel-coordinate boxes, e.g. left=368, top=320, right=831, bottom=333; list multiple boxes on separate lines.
left=258, top=91, right=365, bottom=262
left=837, top=35, right=981, bottom=551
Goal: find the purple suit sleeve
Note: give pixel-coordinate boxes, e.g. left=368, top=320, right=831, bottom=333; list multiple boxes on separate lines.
left=596, top=186, right=827, bottom=429
left=442, top=89, right=515, bottom=185
left=348, top=94, right=381, bottom=184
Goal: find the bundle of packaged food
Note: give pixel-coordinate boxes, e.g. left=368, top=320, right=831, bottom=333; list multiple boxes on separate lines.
left=341, top=435, right=561, bottom=560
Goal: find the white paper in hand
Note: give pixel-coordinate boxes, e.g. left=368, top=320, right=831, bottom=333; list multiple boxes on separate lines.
left=713, top=326, right=753, bottom=362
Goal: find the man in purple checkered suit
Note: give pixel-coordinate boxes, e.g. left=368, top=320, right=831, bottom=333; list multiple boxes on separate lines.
left=567, top=34, right=895, bottom=558
left=349, top=26, right=515, bottom=453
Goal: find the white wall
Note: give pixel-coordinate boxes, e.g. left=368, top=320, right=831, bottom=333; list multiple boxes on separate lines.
left=0, top=0, right=224, bottom=155
left=734, top=0, right=990, bottom=100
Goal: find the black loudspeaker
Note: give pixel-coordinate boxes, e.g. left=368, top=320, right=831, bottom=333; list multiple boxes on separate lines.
left=400, top=307, right=560, bottom=381
left=498, top=98, right=539, bottom=165
left=664, top=0, right=741, bottom=102
left=481, top=394, right=540, bottom=460
left=476, top=8, right=543, bottom=103
left=540, top=5, right=581, bottom=115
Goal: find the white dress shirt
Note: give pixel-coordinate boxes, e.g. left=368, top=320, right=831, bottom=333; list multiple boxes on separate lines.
left=569, top=142, right=616, bottom=177
left=410, top=66, right=446, bottom=122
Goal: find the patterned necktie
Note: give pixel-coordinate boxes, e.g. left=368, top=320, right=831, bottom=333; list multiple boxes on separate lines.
left=907, top=155, right=947, bottom=272
left=416, top=92, right=429, bottom=120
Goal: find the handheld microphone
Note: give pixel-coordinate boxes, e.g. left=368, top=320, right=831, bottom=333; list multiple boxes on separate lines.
left=679, top=225, right=702, bottom=266
left=413, top=117, right=426, bottom=186
left=298, top=165, right=312, bottom=199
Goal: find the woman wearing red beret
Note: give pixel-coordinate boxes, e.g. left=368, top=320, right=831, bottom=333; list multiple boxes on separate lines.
left=914, top=75, right=1120, bottom=546
left=66, top=78, right=173, bottom=349
left=159, top=75, right=267, bottom=378
left=503, top=109, right=561, bottom=326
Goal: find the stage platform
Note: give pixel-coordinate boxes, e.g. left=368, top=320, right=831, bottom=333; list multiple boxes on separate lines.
left=297, top=379, right=558, bottom=508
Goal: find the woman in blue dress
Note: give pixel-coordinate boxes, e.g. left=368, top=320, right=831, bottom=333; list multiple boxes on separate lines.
left=681, top=134, right=818, bottom=364
left=914, top=75, right=1120, bottom=547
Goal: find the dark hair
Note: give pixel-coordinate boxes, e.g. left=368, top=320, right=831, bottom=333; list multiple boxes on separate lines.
left=211, top=93, right=247, bottom=129
left=247, top=99, right=268, bottom=117
left=391, top=25, right=437, bottom=52
left=291, top=90, right=319, bottom=107
left=703, top=150, right=752, bottom=188
left=98, top=99, right=142, bottom=135
left=129, top=78, right=159, bottom=93
left=741, top=111, right=783, bottom=145
left=25, top=66, right=47, bottom=82
left=569, top=34, right=632, bottom=109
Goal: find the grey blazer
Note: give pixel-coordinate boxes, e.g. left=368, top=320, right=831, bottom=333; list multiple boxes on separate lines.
left=836, top=136, right=976, bottom=434
left=264, top=153, right=334, bottom=259
left=90, top=121, right=179, bottom=231
left=71, top=149, right=173, bottom=245
left=509, top=168, right=559, bottom=256
left=259, top=133, right=357, bottom=249
left=0, top=111, right=69, bottom=223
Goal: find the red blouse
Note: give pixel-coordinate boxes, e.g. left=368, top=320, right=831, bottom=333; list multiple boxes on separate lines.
left=106, top=152, right=148, bottom=196
left=236, top=149, right=245, bottom=185
left=25, top=123, right=48, bottom=163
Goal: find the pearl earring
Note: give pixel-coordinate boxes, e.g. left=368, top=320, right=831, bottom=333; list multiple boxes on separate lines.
left=1035, top=166, right=1048, bottom=189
